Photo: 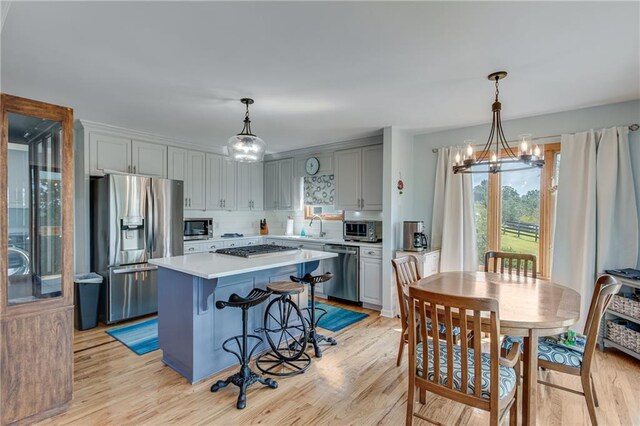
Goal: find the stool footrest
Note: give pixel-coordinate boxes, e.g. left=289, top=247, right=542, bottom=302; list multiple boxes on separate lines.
left=221, top=334, right=264, bottom=365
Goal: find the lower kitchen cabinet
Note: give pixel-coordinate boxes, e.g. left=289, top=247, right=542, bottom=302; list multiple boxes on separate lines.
left=359, top=247, right=383, bottom=306
left=395, top=249, right=441, bottom=278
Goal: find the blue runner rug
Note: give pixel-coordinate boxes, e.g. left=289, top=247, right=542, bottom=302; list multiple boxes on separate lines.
left=310, top=301, right=369, bottom=332
left=106, top=318, right=158, bottom=355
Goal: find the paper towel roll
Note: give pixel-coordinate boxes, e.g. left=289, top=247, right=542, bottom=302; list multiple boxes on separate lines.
left=285, top=219, right=294, bottom=236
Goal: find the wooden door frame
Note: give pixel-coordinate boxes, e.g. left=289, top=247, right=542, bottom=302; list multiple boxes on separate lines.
left=0, top=94, right=74, bottom=317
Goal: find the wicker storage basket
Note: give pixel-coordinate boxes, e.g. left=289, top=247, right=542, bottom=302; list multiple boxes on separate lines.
left=610, top=294, right=640, bottom=320
left=606, top=319, right=640, bottom=354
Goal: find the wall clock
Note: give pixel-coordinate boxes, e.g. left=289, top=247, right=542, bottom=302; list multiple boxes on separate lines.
left=305, top=157, right=320, bottom=175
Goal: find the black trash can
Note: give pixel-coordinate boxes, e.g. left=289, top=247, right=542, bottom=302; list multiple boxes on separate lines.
left=74, top=273, right=103, bottom=330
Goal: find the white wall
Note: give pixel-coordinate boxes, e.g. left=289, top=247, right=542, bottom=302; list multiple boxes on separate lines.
left=381, top=126, right=415, bottom=317
left=413, top=100, right=640, bottom=268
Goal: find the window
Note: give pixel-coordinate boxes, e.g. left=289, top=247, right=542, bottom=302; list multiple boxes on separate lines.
left=304, top=205, right=344, bottom=221
left=473, top=143, right=561, bottom=277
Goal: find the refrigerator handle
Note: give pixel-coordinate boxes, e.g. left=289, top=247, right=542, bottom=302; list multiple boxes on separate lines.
left=146, top=183, right=155, bottom=256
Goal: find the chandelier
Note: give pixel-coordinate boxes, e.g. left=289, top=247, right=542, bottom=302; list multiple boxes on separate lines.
left=226, top=98, right=266, bottom=162
left=453, top=72, right=544, bottom=174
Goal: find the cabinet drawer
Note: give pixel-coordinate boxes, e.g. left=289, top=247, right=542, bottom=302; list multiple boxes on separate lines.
left=243, top=238, right=262, bottom=246
left=223, top=240, right=243, bottom=248
left=361, top=247, right=382, bottom=259
left=205, top=242, right=222, bottom=252
left=184, top=243, right=201, bottom=254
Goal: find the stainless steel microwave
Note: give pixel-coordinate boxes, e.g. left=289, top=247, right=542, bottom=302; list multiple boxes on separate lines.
left=183, top=218, right=213, bottom=240
left=343, top=220, right=383, bottom=242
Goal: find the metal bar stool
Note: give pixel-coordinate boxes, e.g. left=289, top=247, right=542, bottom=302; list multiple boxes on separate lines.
left=255, top=281, right=312, bottom=377
left=291, top=272, right=336, bottom=358
left=210, top=288, right=277, bottom=409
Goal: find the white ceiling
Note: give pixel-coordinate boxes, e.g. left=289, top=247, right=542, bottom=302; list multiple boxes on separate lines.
left=1, top=1, right=638, bottom=153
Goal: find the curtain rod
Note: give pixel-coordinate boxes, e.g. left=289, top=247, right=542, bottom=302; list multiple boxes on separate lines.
left=431, top=123, right=639, bottom=153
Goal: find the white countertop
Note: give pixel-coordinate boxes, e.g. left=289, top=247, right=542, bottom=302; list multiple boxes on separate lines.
left=149, top=249, right=337, bottom=280
left=184, top=234, right=383, bottom=248
left=266, top=235, right=383, bottom=248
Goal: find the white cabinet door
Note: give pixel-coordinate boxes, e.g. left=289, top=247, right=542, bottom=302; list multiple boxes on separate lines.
left=423, top=251, right=441, bottom=277
left=359, top=256, right=382, bottom=305
left=277, top=158, right=294, bottom=210
left=263, top=161, right=279, bottom=210
left=187, top=151, right=206, bottom=210
left=250, top=162, right=264, bottom=211
left=89, top=133, right=131, bottom=175
left=168, top=147, right=188, bottom=207
left=205, top=153, right=224, bottom=210
left=222, top=159, right=237, bottom=210
left=237, top=162, right=252, bottom=211
left=334, top=148, right=361, bottom=211
left=361, top=145, right=383, bottom=210
left=132, top=140, right=167, bottom=177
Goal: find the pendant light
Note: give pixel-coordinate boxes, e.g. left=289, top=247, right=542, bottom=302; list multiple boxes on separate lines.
left=226, top=98, right=266, bottom=162
left=453, top=72, right=544, bottom=174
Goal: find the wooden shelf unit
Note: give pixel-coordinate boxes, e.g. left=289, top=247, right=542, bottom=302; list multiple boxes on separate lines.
left=600, top=276, right=640, bottom=361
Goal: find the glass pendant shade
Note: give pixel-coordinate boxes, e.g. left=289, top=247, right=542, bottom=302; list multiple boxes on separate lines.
left=226, top=133, right=266, bottom=162
left=226, top=98, right=265, bottom=162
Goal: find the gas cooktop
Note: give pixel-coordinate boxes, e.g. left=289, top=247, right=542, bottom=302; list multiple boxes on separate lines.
left=214, top=244, right=300, bottom=258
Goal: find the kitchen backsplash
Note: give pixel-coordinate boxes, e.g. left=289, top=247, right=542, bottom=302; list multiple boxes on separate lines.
left=184, top=208, right=382, bottom=238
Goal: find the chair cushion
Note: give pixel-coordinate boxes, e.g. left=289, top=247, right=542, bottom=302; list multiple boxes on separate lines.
left=426, top=318, right=461, bottom=336
left=502, top=336, right=583, bottom=368
left=501, top=336, right=524, bottom=352
left=537, top=340, right=583, bottom=368
left=416, top=340, right=517, bottom=400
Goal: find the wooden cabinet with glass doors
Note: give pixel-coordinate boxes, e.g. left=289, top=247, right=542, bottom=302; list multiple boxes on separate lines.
left=0, top=94, right=74, bottom=424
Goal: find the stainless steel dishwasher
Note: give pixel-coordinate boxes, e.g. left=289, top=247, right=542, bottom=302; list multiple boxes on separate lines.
left=323, top=244, right=360, bottom=304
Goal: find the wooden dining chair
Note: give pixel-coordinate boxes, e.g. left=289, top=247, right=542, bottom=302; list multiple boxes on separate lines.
left=392, top=256, right=464, bottom=367
left=485, top=251, right=537, bottom=278
left=537, top=275, right=621, bottom=426
left=406, top=286, right=520, bottom=426
left=484, top=251, right=537, bottom=355
left=392, top=255, right=421, bottom=367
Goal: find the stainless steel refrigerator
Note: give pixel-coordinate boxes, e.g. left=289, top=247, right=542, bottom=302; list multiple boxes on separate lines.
left=91, top=174, right=183, bottom=323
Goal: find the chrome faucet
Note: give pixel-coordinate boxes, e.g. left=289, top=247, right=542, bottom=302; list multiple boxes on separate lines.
left=309, top=214, right=326, bottom=237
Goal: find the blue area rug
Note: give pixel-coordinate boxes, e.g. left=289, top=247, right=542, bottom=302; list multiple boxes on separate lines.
left=310, top=301, right=369, bottom=332
left=106, top=318, right=158, bottom=355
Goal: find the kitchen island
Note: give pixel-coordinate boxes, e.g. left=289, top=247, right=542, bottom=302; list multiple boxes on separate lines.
left=149, top=248, right=337, bottom=383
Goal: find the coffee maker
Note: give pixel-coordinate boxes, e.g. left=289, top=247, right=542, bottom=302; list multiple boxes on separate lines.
left=403, top=221, right=429, bottom=252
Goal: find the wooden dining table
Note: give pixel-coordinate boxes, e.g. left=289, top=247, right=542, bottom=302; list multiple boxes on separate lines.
left=407, top=271, right=581, bottom=426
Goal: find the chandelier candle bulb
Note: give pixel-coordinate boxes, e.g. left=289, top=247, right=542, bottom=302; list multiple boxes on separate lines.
left=533, top=145, right=541, bottom=157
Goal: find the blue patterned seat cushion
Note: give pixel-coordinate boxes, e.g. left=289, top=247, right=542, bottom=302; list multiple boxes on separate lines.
left=501, top=336, right=583, bottom=368
left=426, top=318, right=460, bottom=336
left=501, top=336, right=524, bottom=352
left=416, top=340, right=517, bottom=400
left=537, top=341, right=583, bottom=368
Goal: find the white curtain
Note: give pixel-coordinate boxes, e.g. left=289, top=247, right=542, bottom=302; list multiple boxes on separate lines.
left=431, top=148, right=478, bottom=272
left=552, top=126, right=638, bottom=332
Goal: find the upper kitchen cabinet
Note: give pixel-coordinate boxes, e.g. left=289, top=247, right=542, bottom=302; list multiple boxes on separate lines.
left=264, top=158, right=296, bottom=210
left=131, top=140, right=167, bottom=177
left=87, top=131, right=167, bottom=178
left=360, top=145, right=383, bottom=210
left=205, top=153, right=236, bottom=210
left=168, top=147, right=206, bottom=210
left=237, top=162, right=264, bottom=211
left=334, top=144, right=383, bottom=211
left=89, top=133, right=131, bottom=174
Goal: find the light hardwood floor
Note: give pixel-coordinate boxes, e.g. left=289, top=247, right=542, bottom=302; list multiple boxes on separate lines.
left=38, top=302, right=639, bottom=425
